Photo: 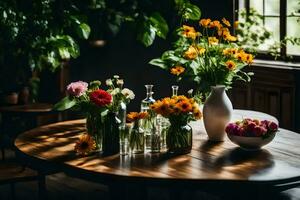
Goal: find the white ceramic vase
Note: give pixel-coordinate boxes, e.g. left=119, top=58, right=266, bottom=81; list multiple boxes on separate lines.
left=203, top=85, right=233, bottom=141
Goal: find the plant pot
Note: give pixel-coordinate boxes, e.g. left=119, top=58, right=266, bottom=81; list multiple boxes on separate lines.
left=203, top=85, right=233, bottom=142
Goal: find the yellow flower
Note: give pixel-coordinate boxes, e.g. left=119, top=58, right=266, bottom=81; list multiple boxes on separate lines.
left=208, top=37, right=219, bottom=45
left=199, top=18, right=211, bottom=27
left=222, top=18, right=231, bottom=27
left=182, top=25, right=200, bottom=40
left=223, top=48, right=238, bottom=56
left=245, top=53, right=254, bottom=64
left=74, top=134, right=96, bottom=156
left=193, top=108, right=202, bottom=120
left=184, top=46, right=198, bottom=60
left=209, top=20, right=222, bottom=30
left=225, top=60, right=236, bottom=71
left=223, top=32, right=237, bottom=42
left=170, top=66, right=185, bottom=76
left=197, top=46, right=206, bottom=55
left=234, top=21, right=239, bottom=29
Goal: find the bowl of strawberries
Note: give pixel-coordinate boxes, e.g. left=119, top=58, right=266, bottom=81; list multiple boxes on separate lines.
left=225, top=119, right=279, bottom=150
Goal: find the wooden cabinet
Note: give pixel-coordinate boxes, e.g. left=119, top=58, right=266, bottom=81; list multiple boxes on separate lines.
left=229, top=64, right=296, bottom=131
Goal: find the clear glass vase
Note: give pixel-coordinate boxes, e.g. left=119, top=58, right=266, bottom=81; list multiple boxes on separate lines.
left=166, top=120, right=192, bottom=155
left=118, top=102, right=128, bottom=155
left=86, top=113, right=102, bottom=152
left=129, top=121, right=145, bottom=154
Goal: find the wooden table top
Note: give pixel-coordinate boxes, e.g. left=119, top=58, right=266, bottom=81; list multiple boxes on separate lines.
left=15, top=110, right=300, bottom=187
left=0, top=103, right=53, bottom=113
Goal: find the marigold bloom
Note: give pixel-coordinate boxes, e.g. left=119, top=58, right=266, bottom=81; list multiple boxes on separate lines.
left=177, top=100, right=193, bottom=113
left=208, top=37, right=219, bottom=45
left=226, top=60, right=236, bottom=71
left=199, top=18, right=211, bottom=27
left=184, top=46, right=198, bottom=60
left=222, top=18, right=231, bottom=27
left=182, top=25, right=200, bottom=40
left=170, top=66, right=185, bottom=76
left=74, top=134, right=96, bottom=156
left=90, top=89, right=112, bottom=107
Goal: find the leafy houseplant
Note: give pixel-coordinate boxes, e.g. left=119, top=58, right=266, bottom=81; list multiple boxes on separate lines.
left=150, top=18, right=254, bottom=96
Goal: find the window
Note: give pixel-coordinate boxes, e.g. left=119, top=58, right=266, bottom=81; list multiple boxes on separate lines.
left=236, top=0, right=300, bottom=60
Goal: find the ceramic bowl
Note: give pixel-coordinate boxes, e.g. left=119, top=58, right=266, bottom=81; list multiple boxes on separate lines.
left=227, top=133, right=276, bottom=150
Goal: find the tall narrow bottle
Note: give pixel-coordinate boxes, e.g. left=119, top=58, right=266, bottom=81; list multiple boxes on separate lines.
left=140, top=85, right=160, bottom=152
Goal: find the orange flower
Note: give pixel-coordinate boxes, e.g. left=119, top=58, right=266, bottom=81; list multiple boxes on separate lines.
left=182, top=25, right=200, bottom=40
left=199, top=18, right=211, bottom=27
left=225, top=60, right=236, bottom=71
left=177, top=100, right=193, bottom=113
left=74, top=134, right=96, bottom=156
left=218, top=27, right=230, bottom=37
left=127, top=112, right=148, bottom=122
left=208, top=37, right=219, bottom=45
left=223, top=32, right=237, bottom=42
left=193, top=108, right=202, bottom=120
left=184, top=46, right=198, bottom=60
left=222, top=18, right=231, bottom=27
left=234, top=21, right=239, bottom=29
left=209, top=20, right=222, bottom=30
left=170, top=66, right=185, bottom=76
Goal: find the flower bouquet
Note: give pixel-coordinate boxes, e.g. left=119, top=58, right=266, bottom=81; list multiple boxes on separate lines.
left=225, top=119, right=279, bottom=150
left=150, top=95, right=202, bottom=154
left=54, top=75, right=135, bottom=155
left=150, top=18, right=254, bottom=95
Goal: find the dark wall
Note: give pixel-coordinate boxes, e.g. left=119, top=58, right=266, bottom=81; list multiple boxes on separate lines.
left=70, top=0, right=235, bottom=111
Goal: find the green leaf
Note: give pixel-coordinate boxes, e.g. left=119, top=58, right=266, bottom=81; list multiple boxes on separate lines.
left=149, top=12, right=169, bottom=39
left=76, top=23, right=91, bottom=39
left=182, top=3, right=201, bottom=20
left=58, top=47, right=71, bottom=59
left=137, top=21, right=156, bottom=47
left=149, top=58, right=167, bottom=69
left=53, top=96, right=76, bottom=111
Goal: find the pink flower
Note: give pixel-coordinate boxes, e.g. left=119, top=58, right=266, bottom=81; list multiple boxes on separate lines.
left=67, top=81, right=88, bottom=97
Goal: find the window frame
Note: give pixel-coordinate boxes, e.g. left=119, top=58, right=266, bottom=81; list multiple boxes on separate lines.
left=234, top=0, right=300, bottom=62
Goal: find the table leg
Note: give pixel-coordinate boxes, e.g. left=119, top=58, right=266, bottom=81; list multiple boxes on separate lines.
left=108, top=182, right=147, bottom=200
left=38, top=173, right=47, bottom=200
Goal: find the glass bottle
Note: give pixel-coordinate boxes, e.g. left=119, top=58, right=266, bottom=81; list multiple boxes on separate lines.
left=172, top=85, right=179, bottom=96
left=140, top=85, right=160, bottom=152
left=118, top=102, right=128, bottom=155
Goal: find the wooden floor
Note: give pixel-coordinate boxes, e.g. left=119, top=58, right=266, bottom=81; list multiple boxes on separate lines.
left=0, top=149, right=300, bottom=200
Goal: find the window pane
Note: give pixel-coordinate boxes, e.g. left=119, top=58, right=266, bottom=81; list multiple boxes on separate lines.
left=265, top=0, right=280, bottom=16
left=287, top=17, right=300, bottom=55
left=287, top=0, right=300, bottom=16
left=250, top=0, right=263, bottom=15
left=259, top=17, right=280, bottom=51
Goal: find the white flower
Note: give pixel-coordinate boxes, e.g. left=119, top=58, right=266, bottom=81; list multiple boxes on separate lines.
left=106, top=79, right=113, bottom=86
left=111, top=88, right=121, bottom=95
left=187, top=89, right=193, bottom=95
left=121, top=88, right=135, bottom=100
left=113, top=75, right=120, bottom=79
left=116, top=79, right=124, bottom=86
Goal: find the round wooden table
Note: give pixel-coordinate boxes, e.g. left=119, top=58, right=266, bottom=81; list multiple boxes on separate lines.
left=15, top=110, right=300, bottom=199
